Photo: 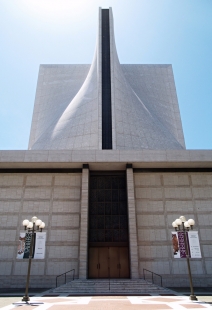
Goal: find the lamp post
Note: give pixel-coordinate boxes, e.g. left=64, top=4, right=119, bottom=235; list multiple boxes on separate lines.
left=22, top=216, right=45, bottom=303
left=172, top=215, right=197, bottom=301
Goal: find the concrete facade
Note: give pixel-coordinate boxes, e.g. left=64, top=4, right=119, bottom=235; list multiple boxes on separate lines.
left=0, top=150, right=212, bottom=288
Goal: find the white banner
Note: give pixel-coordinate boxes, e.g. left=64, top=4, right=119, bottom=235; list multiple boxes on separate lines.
left=187, top=231, right=201, bottom=258
left=34, top=232, right=46, bottom=259
left=17, top=231, right=46, bottom=259
left=172, top=232, right=180, bottom=258
left=172, top=231, right=201, bottom=258
left=17, top=232, right=27, bottom=259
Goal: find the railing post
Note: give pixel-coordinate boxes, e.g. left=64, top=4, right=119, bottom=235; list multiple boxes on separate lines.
left=143, top=269, right=163, bottom=287
left=56, top=269, right=75, bottom=288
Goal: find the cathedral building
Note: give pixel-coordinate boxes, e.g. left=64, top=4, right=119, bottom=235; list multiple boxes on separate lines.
left=0, top=8, right=212, bottom=289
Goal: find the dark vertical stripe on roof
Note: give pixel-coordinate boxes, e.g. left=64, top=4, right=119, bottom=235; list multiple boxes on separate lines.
left=102, top=9, right=112, bottom=149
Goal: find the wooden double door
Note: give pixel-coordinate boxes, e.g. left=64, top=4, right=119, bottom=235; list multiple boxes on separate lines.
left=88, top=247, right=129, bottom=278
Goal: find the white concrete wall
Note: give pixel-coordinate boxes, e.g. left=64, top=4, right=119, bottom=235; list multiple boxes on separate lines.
left=29, top=65, right=90, bottom=150
left=29, top=8, right=185, bottom=151
left=134, top=172, right=212, bottom=287
left=0, top=173, right=82, bottom=288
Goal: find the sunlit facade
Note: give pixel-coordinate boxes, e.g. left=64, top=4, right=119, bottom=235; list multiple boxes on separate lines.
left=0, top=8, right=212, bottom=290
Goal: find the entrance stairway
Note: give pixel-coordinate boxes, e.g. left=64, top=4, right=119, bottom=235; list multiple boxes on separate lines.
left=45, top=279, right=175, bottom=296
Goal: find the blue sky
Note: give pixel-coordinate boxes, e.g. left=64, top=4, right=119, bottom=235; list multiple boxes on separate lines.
left=0, top=0, right=211, bottom=150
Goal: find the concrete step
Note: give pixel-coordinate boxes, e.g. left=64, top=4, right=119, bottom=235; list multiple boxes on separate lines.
left=47, top=279, right=174, bottom=296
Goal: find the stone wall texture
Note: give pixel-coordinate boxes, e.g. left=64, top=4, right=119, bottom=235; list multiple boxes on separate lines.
left=0, top=172, right=82, bottom=288
left=0, top=169, right=212, bottom=288
left=134, top=172, right=212, bottom=287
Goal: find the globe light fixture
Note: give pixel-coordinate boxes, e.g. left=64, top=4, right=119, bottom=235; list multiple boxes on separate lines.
left=188, top=219, right=195, bottom=226
left=39, top=222, right=45, bottom=230
left=175, top=218, right=182, bottom=226
left=35, top=219, right=42, bottom=227
left=22, top=219, right=29, bottom=227
left=27, top=222, right=33, bottom=229
left=179, top=216, right=186, bottom=222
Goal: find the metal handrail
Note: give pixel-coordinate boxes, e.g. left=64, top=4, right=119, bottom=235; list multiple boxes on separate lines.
left=143, top=268, right=162, bottom=287
left=56, top=269, right=75, bottom=287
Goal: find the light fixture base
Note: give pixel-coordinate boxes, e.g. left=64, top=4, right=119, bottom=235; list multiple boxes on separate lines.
left=13, top=302, right=44, bottom=306
left=189, top=295, right=198, bottom=301
left=22, top=295, right=30, bottom=302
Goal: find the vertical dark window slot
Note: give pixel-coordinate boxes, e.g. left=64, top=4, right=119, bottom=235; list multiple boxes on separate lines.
left=102, top=9, right=112, bottom=149
left=89, top=174, right=128, bottom=245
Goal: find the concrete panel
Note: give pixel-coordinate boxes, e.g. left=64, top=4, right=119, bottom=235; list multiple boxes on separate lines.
left=26, top=174, right=52, bottom=186
left=0, top=246, right=14, bottom=259
left=135, top=187, right=163, bottom=199
left=0, top=201, right=21, bottom=213
left=51, top=214, right=79, bottom=228
left=14, top=261, right=45, bottom=276
left=163, top=174, right=189, bottom=186
left=137, top=215, right=165, bottom=227
left=52, top=201, right=80, bottom=213
left=166, top=201, right=194, bottom=213
left=136, top=200, right=164, bottom=213
left=24, top=188, right=51, bottom=200
left=47, top=261, right=78, bottom=276
left=164, top=187, right=192, bottom=199
left=53, top=188, right=81, bottom=200
left=0, top=262, right=12, bottom=275
left=50, top=229, right=79, bottom=242
left=0, top=174, right=24, bottom=186
left=134, top=174, right=161, bottom=186
left=48, top=246, right=78, bottom=259
left=138, top=229, right=167, bottom=242
left=23, top=201, right=50, bottom=213
left=54, top=174, right=81, bottom=187
left=0, top=188, right=23, bottom=200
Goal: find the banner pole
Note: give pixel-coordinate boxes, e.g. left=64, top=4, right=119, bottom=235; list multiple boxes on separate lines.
left=22, top=225, right=35, bottom=302
left=183, top=226, right=197, bottom=301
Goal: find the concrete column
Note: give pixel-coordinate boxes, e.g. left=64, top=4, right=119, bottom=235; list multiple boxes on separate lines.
left=79, top=164, right=89, bottom=279
left=126, top=164, right=139, bottom=279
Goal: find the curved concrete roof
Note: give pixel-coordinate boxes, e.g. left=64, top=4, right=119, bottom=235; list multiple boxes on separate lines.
left=29, top=8, right=185, bottom=150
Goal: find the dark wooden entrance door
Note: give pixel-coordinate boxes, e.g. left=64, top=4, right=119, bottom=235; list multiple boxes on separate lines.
left=109, top=247, right=119, bottom=278
left=88, top=247, right=129, bottom=279
left=119, top=247, right=130, bottom=278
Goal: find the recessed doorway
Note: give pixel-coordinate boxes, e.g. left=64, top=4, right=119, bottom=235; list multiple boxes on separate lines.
left=88, top=247, right=129, bottom=278
left=88, top=173, right=130, bottom=279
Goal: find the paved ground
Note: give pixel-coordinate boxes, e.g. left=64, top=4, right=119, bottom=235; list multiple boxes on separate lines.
left=0, top=295, right=212, bottom=310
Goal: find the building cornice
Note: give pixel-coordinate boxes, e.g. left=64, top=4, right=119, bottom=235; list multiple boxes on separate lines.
left=0, top=150, right=212, bottom=170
